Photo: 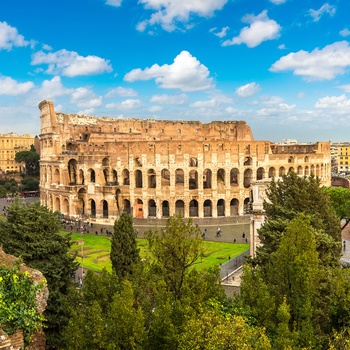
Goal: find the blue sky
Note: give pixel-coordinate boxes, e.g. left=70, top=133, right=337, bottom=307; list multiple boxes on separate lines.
left=1, top=0, right=350, bottom=142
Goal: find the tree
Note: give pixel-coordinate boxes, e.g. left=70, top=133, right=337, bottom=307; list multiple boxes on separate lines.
left=15, top=146, right=39, bottom=176
left=145, top=214, right=205, bottom=301
left=110, top=212, right=140, bottom=280
left=254, top=172, right=341, bottom=268
left=0, top=200, right=78, bottom=348
left=0, top=261, right=45, bottom=345
left=21, top=177, right=39, bottom=192
left=326, top=186, right=350, bottom=230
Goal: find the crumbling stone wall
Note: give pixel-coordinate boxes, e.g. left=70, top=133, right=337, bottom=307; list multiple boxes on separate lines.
left=38, top=100, right=331, bottom=223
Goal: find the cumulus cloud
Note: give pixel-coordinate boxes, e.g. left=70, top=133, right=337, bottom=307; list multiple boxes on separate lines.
left=190, top=98, right=219, bottom=108
left=150, top=93, right=187, bottom=104
left=308, top=3, right=336, bottom=22
left=338, top=84, right=350, bottom=92
left=124, top=51, right=214, bottom=91
left=211, top=26, right=230, bottom=38
left=270, top=41, right=350, bottom=81
left=222, top=10, right=281, bottom=48
left=70, top=87, right=103, bottom=108
left=269, top=0, right=286, bottom=4
left=236, top=82, right=260, bottom=98
left=0, top=76, right=34, bottom=95
left=137, top=0, right=228, bottom=32
left=31, top=49, right=113, bottom=77
left=0, top=21, right=29, bottom=50
left=35, top=76, right=72, bottom=100
left=315, top=94, right=350, bottom=109
left=340, top=28, right=350, bottom=37
left=105, top=0, right=123, bottom=7
left=148, top=105, right=163, bottom=112
left=105, top=87, right=138, bottom=98
left=106, top=99, right=143, bottom=110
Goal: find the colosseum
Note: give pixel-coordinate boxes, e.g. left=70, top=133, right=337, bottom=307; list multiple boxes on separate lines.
left=39, top=99, right=331, bottom=225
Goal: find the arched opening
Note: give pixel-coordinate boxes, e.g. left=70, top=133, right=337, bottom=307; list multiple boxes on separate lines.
left=68, top=159, right=78, bottom=184
left=161, top=169, right=170, bottom=187
left=123, top=199, right=131, bottom=214
left=297, top=166, right=303, bottom=175
left=203, top=169, right=212, bottom=189
left=115, top=189, right=122, bottom=214
left=112, top=170, right=118, bottom=185
left=268, top=167, right=276, bottom=178
left=230, top=199, right=239, bottom=216
left=122, top=169, right=130, bottom=185
left=230, top=168, right=239, bottom=185
left=203, top=199, right=212, bottom=217
left=288, top=156, right=294, bottom=163
left=175, top=169, right=184, bottom=186
left=54, top=197, right=60, bottom=212
left=189, top=157, right=198, bottom=167
left=305, top=166, right=310, bottom=175
left=189, top=199, right=198, bottom=217
left=78, top=188, right=86, bottom=216
left=175, top=200, right=184, bottom=216
left=62, top=198, right=69, bottom=216
left=162, top=200, right=170, bottom=217
left=217, top=168, right=225, bottom=187
left=148, top=169, right=156, bottom=188
left=217, top=199, right=225, bottom=217
left=103, top=169, right=109, bottom=185
left=244, top=157, right=252, bottom=166
left=304, top=156, right=309, bottom=162
left=135, top=170, right=143, bottom=188
left=189, top=170, right=198, bottom=189
left=316, top=164, right=320, bottom=177
left=78, top=169, right=85, bottom=185
left=90, top=199, right=96, bottom=218
left=102, top=157, right=109, bottom=167
left=102, top=200, right=108, bottom=218
left=135, top=199, right=143, bottom=218
left=148, top=199, right=156, bottom=217
left=257, top=167, right=264, bottom=180
left=244, top=169, right=252, bottom=188
left=89, top=169, right=95, bottom=183
left=311, top=165, right=315, bottom=175
left=288, top=167, right=294, bottom=174
left=53, top=168, right=60, bottom=184
left=244, top=197, right=250, bottom=214
left=279, top=167, right=286, bottom=176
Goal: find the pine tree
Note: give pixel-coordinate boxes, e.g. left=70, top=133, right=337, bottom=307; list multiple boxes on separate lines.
left=110, top=212, right=140, bottom=280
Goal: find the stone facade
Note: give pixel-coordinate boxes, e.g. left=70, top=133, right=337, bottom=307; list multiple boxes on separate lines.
left=39, top=100, right=331, bottom=224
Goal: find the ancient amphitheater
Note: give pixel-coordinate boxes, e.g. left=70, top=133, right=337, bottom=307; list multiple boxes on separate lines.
left=39, top=100, right=331, bottom=224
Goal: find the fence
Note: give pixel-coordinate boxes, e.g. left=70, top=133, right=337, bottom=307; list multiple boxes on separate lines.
left=220, top=248, right=250, bottom=280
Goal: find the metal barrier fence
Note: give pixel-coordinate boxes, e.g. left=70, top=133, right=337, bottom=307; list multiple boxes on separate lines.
left=220, top=248, right=250, bottom=280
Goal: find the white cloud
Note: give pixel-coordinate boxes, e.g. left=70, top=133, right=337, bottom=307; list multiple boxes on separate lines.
left=308, top=3, right=336, bottom=22
left=31, top=49, right=113, bottom=77
left=0, top=76, right=34, bottom=95
left=105, top=0, right=123, bottom=7
left=190, top=98, right=218, bottom=108
left=124, top=51, right=214, bottom=91
left=236, top=82, right=260, bottom=98
left=148, top=105, right=163, bottom=112
left=222, top=10, right=281, bottom=48
left=0, top=21, right=29, bottom=50
left=35, top=76, right=72, bottom=100
left=105, top=87, right=138, bottom=97
left=212, top=26, right=230, bottom=38
left=338, top=84, right=350, bottom=92
left=278, top=44, right=286, bottom=50
left=270, top=41, right=350, bottom=81
left=106, top=99, right=143, bottom=110
left=315, top=94, right=350, bottom=109
left=269, top=0, right=286, bottom=4
left=340, top=28, right=350, bottom=37
left=70, top=87, right=103, bottom=109
left=150, top=93, right=187, bottom=104
left=137, top=0, right=228, bottom=32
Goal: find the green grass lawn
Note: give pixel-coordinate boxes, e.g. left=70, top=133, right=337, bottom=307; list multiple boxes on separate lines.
left=63, top=231, right=249, bottom=272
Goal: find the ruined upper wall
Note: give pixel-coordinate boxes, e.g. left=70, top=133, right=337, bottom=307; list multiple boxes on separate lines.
left=38, top=100, right=254, bottom=142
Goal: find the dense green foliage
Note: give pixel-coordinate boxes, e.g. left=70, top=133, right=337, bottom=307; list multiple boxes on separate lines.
left=0, top=178, right=18, bottom=196
left=0, top=262, right=44, bottom=342
left=15, top=145, right=39, bottom=176
left=21, top=177, right=39, bottom=192
left=110, top=212, right=140, bottom=280
left=326, top=186, right=350, bottom=229
left=0, top=200, right=78, bottom=348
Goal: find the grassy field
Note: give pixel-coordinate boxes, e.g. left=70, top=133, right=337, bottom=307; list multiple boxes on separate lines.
left=64, top=231, right=249, bottom=272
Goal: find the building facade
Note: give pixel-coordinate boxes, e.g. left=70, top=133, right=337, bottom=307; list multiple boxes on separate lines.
left=0, top=132, right=35, bottom=174
left=39, top=100, right=331, bottom=223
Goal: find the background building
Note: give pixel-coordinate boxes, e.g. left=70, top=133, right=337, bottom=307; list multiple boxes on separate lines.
left=0, top=132, right=35, bottom=174
left=39, top=100, right=331, bottom=224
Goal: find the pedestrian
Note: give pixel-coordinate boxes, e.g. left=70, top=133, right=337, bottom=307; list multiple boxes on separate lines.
left=344, top=240, right=346, bottom=251
left=242, top=232, right=245, bottom=239
left=233, top=238, right=236, bottom=243
left=135, top=229, right=139, bottom=237
left=100, top=227, right=103, bottom=234
left=216, top=226, right=221, bottom=237
left=201, top=228, right=207, bottom=239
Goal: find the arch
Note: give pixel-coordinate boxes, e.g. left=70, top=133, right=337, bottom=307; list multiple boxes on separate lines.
left=217, top=168, right=225, bottom=186
left=304, top=156, right=310, bottom=162
left=135, top=170, right=143, bottom=188
left=268, top=167, right=276, bottom=178
left=175, top=169, right=184, bottom=186
left=203, top=199, right=212, bottom=217
left=112, top=170, right=118, bottom=185
left=305, top=166, right=310, bottom=175
left=217, top=199, right=225, bottom=217
left=102, top=200, right=108, bottom=218
left=288, top=167, right=294, bottom=174
left=90, top=199, right=96, bottom=218
left=53, top=168, right=60, bottom=184
left=189, top=199, right=198, bottom=217
left=68, top=159, right=78, bottom=184
left=189, top=170, right=198, bottom=189
left=244, top=157, right=252, bottom=166
left=189, top=157, right=198, bottom=167
left=148, top=169, right=156, bottom=188
left=161, top=169, right=170, bottom=187
left=279, top=167, right=286, bottom=176
left=230, top=199, right=239, bottom=216
left=230, top=168, right=239, bottom=185
left=257, top=167, right=264, bottom=180
left=122, top=169, right=130, bottom=185
left=135, top=199, right=143, bottom=218
left=311, top=165, right=315, bottom=175
left=103, top=168, right=109, bottom=185
left=115, top=189, right=122, bottom=213
left=244, top=169, right=252, bottom=188
left=88, top=169, right=95, bottom=183
left=203, top=169, right=212, bottom=189
left=288, top=156, right=294, bottom=163
left=78, top=169, right=85, bottom=185
left=54, top=197, right=60, bottom=212
left=123, top=199, right=131, bottom=214
left=162, top=200, right=170, bottom=217
left=244, top=197, right=250, bottom=214
left=316, top=164, right=320, bottom=177
left=148, top=199, right=156, bottom=217
left=102, top=157, right=109, bottom=167
left=62, top=198, right=69, bottom=216
left=175, top=200, right=184, bottom=215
